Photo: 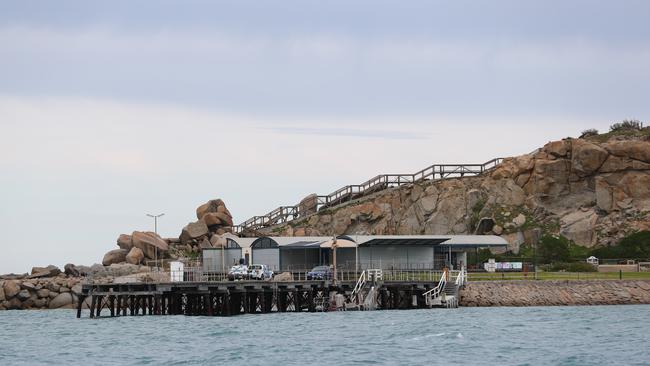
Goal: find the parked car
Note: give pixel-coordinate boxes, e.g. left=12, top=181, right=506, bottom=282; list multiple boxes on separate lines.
left=228, top=264, right=249, bottom=281
left=307, top=265, right=333, bottom=280
left=248, top=264, right=274, bottom=280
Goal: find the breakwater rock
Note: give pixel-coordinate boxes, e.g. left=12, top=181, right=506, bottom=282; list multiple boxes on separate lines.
left=460, top=280, right=650, bottom=307
left=0, top=263, right=152, bottom=310
left=1, top=276, right=84, bottom=310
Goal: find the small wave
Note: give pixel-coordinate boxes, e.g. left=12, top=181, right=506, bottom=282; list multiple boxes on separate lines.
left=425, top=333, right=446, bottom=338
left=407, top=333, right=445, bottom=341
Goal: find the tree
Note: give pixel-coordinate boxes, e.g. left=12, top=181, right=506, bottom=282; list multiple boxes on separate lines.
left=591, top=231, right=650, bottom=259
left=617, top=231, right=650, bottom=258
left=537, top=235, right=570, bottom=263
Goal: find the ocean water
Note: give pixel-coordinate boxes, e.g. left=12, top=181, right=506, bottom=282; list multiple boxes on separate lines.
left=1, top=305, right=649, bottom=365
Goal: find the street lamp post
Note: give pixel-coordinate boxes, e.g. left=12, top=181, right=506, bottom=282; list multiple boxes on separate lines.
left=146, top=213, right=165, bottom=269
left=332, top=237, right=338, bottom=285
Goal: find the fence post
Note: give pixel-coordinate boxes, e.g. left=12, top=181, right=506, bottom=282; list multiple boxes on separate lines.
left=619, top=270, right=622, bottom=280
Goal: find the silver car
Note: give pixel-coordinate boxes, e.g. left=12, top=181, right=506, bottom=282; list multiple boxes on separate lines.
left=228, top=264, right=249, bottom=281
left=248, top=264, right=274, bottom=280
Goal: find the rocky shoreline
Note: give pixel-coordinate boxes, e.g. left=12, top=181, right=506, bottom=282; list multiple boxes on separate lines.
left=0, top=263, right=152, bottom=310
left=460, top=280, right=650, bottom=307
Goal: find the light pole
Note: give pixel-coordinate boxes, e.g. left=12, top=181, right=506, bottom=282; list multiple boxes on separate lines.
left=332, top=237, right=338, bottom=285
left=146, top=213, right=165, bottom=269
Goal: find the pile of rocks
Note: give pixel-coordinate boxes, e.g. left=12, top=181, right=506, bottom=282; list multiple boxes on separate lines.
left=177, top=199, right=234, bottom=252
left=1, top=266, right=82, bottom=310
left=101, top=198, right=234, bottom=265
left=102, top=231, right=169, bottom=266
left=0, top=263, right=153, bottom=310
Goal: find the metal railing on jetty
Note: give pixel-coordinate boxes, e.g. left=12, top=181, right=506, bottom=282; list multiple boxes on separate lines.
left=236, top=158, right=503, bottom=233
left=172, top=267, right=447, bottom=283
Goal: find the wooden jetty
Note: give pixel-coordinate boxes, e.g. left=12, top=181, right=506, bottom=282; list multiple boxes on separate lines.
left=77, top=279, right=446, bottom=318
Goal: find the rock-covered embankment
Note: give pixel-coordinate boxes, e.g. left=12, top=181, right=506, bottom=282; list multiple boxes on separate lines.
left=460, top=280, right=650, bottom=307
left=0, top=263, right=153, bottom=310
left=1, top=275, right=82, bottom=310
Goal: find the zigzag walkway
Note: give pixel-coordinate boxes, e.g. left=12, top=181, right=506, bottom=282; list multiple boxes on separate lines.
left=235, top=158, right=502, bottom=234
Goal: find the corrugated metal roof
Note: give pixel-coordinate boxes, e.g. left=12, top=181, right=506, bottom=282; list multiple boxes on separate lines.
left=245, top=235, right=508, bottom=248
left=282, top=240, right=323, bottom=248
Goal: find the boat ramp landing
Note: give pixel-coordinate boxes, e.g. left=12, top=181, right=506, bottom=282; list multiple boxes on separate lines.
left=77, top=269, right=466, bottom=318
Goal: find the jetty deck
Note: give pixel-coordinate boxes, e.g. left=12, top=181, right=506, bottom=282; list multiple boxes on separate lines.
left=78, top=279, right=446, bottom=318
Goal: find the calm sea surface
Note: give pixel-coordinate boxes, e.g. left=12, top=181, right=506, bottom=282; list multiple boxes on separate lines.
left=1, top=305, right=649, bottom=365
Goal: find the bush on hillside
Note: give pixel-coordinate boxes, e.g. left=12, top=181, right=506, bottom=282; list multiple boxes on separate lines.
left=579, top=128, right=599, bottom=138
left=591, top=231, right=650, bottom=259
left=610, top=119, right=644, bottom=132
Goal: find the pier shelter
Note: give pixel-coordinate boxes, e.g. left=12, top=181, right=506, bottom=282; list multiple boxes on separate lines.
left=226, top=234, right=507, bottom=272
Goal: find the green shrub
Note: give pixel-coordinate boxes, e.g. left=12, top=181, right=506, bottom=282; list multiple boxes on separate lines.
left=538, top=235, right=571, bottom=263
left=579, top=128, right=599, bottom=138
left=610, top=119, right=644, bottom=132
left=549, top=262, right=597, bottom=272
left=591, top=231, right=650, bottom=259
left=617, top=231, right=650, bottom=258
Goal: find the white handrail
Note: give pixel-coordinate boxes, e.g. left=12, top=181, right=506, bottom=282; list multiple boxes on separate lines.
left=423, top=269, right=447, bottom=304
left=350, top=270, right=367, bottom=304
left=455, top=267, right=466, bottom=287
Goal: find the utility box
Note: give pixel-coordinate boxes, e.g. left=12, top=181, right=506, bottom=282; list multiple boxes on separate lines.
left=484, top=258, right=496, bottom=273
left=170, top=261, right=184, bottom=282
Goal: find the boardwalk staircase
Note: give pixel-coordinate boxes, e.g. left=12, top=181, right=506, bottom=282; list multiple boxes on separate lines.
left=348, top=269, right=383, bottom=311
left=424, top=267, right=466, bottom=309
left=236, top=159, right=503, bottom=233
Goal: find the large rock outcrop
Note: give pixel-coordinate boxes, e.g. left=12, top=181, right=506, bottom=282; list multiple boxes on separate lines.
left=255, top=133, right=650, bottom=252
left=103, top=198, right=234, bottom=265
left=102, top=249, right=128, bottom=266
left=131, top=231, right=168, bottom=260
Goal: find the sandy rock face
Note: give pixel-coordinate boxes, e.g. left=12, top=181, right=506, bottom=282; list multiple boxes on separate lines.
left=117, top=234, right=134, bottom=250
left=180, top=220, right=209, bottom=244
left=254, top=135, right=649, bottom=251
left=64, top=263, right=80, bottom=277
left=28, top=265, right=61, bottom=278
left=102, top=249, right=128, bottom=266
left=48, top=292, right=73, bottom=309
left=125, top=247, right=145, bottom=265
left=131, top=231, right=168, bottom=260
left=571, top=139, right=609, bottom=177
left=3, top=280, right=21, bottom=299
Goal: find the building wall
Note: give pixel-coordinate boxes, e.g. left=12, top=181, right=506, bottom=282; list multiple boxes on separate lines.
left=251, top=248, right=280, bottom=271
left=280, top=249, right=320, bottom=271
left=203, top=249, right=243, bottom=272
left=359, top=246, right=435, bottom=270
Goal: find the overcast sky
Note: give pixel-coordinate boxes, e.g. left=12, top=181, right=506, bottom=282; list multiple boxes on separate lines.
left=1, top=1, right=648, bottom=273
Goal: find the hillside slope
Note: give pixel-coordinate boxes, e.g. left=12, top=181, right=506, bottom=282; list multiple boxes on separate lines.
left=258, top=132, right=650, bottom=253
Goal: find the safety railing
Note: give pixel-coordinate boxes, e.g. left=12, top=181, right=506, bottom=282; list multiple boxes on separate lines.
left=423, top=269, right=448, bottom=306
left=350, top=270, right=368, bottom=304
left=454, top=267, right=467, bottom=288
left=235, top=158, right=502, bottom=233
